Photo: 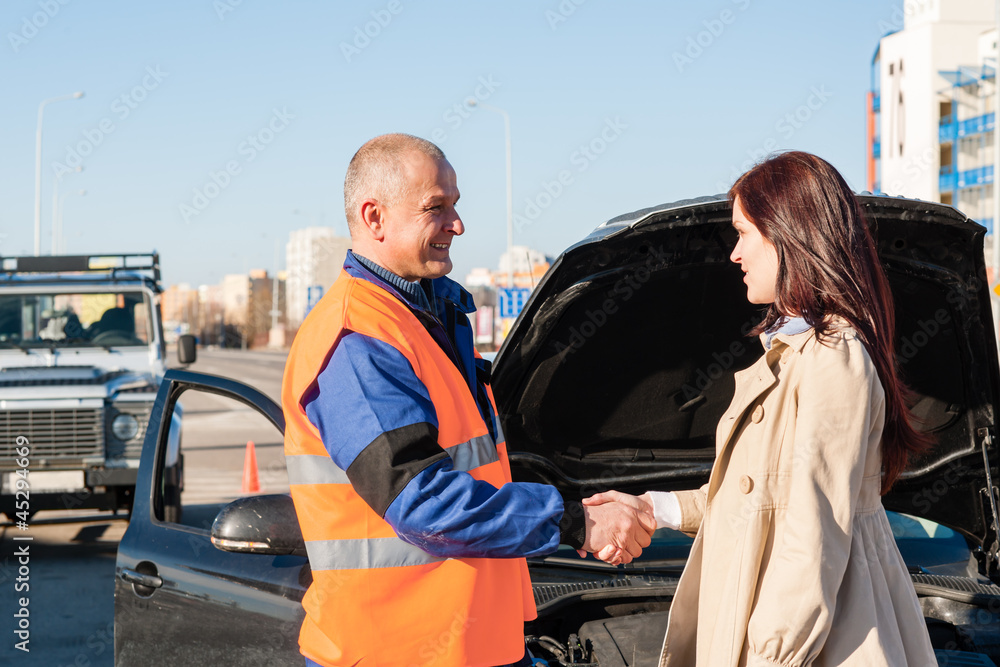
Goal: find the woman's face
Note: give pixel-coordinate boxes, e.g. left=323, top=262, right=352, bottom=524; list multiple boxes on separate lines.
left=730, top=196, right=779, bottom=304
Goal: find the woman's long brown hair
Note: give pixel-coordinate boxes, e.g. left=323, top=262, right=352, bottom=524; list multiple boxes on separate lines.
left=730, top=151, right=930, bottom=493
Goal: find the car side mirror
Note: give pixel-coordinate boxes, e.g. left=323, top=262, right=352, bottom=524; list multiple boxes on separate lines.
left=210, top=494, right=306, bottom=557
left=177, top=334, right=197, bottom=365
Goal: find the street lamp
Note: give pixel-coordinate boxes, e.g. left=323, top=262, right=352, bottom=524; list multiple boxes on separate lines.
left=34, top=91, right=84, bottom=255
left=466, top=99, right=514, bottom=289
left=51, top=165, right=83, bottom=255
left=56, top=189, right=86, bottom=255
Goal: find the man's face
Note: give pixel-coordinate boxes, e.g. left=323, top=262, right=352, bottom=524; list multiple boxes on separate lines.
left=378, top=151, right=464, bottom=281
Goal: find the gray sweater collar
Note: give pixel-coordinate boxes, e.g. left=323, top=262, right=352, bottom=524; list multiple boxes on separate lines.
left=352, top=253, right=436, bottom=313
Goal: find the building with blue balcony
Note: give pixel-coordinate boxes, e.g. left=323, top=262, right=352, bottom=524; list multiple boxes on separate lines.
left=937, top=64, right=996, bottom=235
left=869, top=1, right=996, bottom=236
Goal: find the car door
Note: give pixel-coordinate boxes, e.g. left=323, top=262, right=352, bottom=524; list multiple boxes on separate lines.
left=115, top=369, right=306, bottom=666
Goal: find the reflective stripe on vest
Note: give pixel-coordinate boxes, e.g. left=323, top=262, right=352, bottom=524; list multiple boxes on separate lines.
left=286, top=433, right=501, bottom=572
left=493, top=413, right=505, bottom=448
left=305, top=536, right=447, bottom=571
left=285, top=454, right=350, bottom=485
left=445, top=433, right=499, bottom=471
left=285, top=433, right=500, bottom=486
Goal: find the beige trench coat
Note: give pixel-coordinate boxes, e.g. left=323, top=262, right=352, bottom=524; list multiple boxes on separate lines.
left=659, top=324, right=936, bottom=667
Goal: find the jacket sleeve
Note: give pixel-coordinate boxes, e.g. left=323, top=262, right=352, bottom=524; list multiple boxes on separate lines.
left=745, top=335, right=880, bottom=667
left=672, top=484, right=709, bottom=536
left=304, top=332, right=570, bottom=559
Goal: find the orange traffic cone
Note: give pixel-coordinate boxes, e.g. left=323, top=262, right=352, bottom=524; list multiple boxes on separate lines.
left=242, top=440, right=260, bottom=494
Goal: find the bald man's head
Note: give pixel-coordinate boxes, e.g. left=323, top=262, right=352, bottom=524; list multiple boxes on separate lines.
left=343, top=133, right=446, bottom=237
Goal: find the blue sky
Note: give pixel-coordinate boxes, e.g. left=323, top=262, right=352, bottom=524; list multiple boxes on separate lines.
left=1, top=1, right=901, bottom=288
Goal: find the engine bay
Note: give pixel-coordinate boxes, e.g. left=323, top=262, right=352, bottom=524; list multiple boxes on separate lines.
left=525, top=570, right=1000, bottom=666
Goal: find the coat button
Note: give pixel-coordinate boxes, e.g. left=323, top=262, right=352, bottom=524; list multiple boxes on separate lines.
left=751, top=405, right=764, bottom=423
left=739, top=475, right=753, bottom=494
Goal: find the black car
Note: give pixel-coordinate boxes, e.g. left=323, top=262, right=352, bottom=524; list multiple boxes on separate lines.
left=115, top=195, right=1000, bottom=666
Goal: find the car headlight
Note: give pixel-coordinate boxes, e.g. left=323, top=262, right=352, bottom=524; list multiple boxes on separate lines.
left=112, top=414, right=140, bottom=441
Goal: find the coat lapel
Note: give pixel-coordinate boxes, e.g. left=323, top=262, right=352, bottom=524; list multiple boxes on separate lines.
left=708, top=328, right=816, bottom=499
left=715, top=350, right=778, bottom=454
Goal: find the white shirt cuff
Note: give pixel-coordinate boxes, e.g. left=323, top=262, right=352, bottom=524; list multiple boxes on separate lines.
left=649, top=490, right=681, bottom=530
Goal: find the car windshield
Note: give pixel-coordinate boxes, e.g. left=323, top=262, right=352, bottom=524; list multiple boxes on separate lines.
left=541, top=511, right=970, bottom=572
left=0, top=290, right=153, bottom=348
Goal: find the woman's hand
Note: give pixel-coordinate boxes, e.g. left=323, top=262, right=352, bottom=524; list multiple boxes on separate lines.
left=580, top=490, right=656, bottom=565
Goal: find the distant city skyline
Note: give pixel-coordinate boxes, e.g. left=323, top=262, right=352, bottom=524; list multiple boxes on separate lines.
left=3, top=1, right=916, bottom=288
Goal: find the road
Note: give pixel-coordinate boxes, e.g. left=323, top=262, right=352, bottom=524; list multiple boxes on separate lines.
left=175, top=348, right=290, bottom=511
left=0, top=347, right=287, bottom=667
left=187, top=346, right=286, bottom=405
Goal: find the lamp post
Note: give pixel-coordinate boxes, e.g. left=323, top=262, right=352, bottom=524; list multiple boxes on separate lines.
left=56, top=189, right=86, bottom=255
left=51, top=165, right=83, bottom=255
left=466, top=99, right=513, bottom=289
left=34, top=91, right=85, bottom=256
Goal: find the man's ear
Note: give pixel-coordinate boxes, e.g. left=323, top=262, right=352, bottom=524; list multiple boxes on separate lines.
left=359, top=199, right=385, bottom=241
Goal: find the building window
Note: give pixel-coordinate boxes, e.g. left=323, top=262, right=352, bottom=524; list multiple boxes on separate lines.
left=939, top=100, right=953, bottom=124
left=940, top=144, right=953, bottom=169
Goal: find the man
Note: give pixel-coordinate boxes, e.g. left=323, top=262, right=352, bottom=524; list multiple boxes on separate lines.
left=282, top=133, right=654, bottom=667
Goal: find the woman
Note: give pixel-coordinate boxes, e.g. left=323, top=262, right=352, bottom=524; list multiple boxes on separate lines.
left=587, top=152, right=936, bottom=666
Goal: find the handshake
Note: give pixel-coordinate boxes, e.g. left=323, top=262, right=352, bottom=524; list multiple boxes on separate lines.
left=577, top=490, right=656, bottom=566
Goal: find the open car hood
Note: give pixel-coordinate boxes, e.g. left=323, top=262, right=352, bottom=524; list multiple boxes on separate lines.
left=494, top=195, right=1000, bottom=556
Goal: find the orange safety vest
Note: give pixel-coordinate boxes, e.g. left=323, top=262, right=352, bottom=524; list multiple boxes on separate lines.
left=282, top=270, right=536, bottom=667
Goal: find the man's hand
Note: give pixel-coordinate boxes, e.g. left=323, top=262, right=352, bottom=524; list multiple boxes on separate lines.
left=577, top=493, right=656, bottom=566
left=584, top=490, right=654, bottom=515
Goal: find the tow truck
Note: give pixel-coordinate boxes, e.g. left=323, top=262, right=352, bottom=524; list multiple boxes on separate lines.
left=0, top=253, right=194, bottom=520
